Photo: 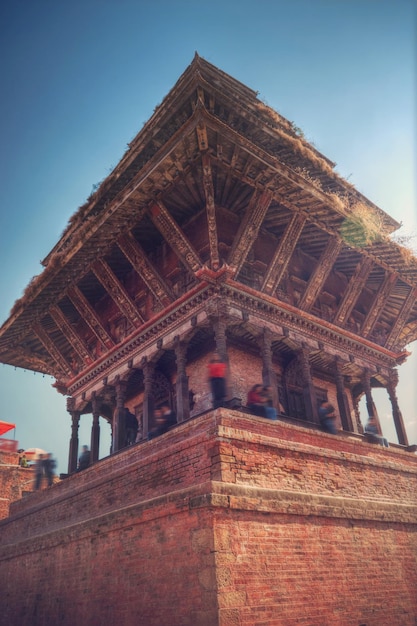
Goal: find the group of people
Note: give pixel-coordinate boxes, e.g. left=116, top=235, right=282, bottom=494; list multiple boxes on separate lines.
left=34, top=453, right=56, bottom=489
left=319, top=400, right=389, bottom=447
left=247, top=384, right=278, bottom=420
left=208, top=352, right=390, bottom=447
left=124, top=403, right=176, bottom=443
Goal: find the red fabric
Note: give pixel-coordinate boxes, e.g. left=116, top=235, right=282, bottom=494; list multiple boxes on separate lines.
left=247, top=389, right=263, bottom=404
left=208, top=362, right=226, bottom=378
left=0, top=421, right=15, bottom=436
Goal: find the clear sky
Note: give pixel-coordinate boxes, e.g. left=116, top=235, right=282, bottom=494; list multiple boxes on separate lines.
left=0, top=0, right=415, bottom=473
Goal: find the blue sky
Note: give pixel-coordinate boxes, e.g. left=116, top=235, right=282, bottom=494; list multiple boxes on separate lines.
left=0, top=0, right=415, bottom=473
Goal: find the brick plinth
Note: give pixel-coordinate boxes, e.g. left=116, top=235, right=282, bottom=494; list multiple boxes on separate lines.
left=0, top=410, right=416, bottom=625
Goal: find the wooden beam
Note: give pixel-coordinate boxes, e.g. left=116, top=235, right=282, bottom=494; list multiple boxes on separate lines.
left=67, top=286, right=114, bottom=350
left=262, top=212, right=307, bottom=295
left=33, top=321, right=72, bottom=377
left=149, top=201, right=201, bottom=274
left=361, top=272, right=397, bottom=338
left=201, top=153, right=220, bottom=270
left=117, top=232, right=174, bottom=306
left=91, top=259, right=144, bottom=327
left=334, top=256, right=374, bottom=326
left=49, top=305, right=92, bottom=363
left=228, top=189, right=273, bottom=276
left=299, top=236, right=343, bottom=312
left=385, top=286, right=417, bottom=350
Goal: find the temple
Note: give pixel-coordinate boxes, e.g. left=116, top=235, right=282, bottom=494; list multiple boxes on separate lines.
left=1, top=55, right=417, bottom=626
left=0, top=55, right=415, bottom=465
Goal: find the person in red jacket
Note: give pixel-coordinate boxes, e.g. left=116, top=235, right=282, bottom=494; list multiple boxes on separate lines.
left=247, top=384, right=266, bottom=417
left=208, top=352, right=227, bottom=408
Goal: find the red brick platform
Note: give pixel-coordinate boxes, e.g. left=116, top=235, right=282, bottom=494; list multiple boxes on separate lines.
left=1, top=410, right=416, bottom=626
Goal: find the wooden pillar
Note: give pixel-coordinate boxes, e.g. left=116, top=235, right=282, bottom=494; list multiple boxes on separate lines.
left=335, top=358, right=353, bottom=431
left=175, top=337, right=189, bottom=422
left=298, top=345, right=318, bottom=423
left=67, top=398, right=80, bottom=474
left=259, top=328, right=279, bottom=409
left=387, top=369, right=408, bottom=446
left=362, top=369, right=379, bottom=423
left=90, top=392, right=100, bottom=463
left=142, top=359, right=155, bottom=439
left=112, top=378, right=127, bottom=453
left=212, top=316, right=228, bottom=363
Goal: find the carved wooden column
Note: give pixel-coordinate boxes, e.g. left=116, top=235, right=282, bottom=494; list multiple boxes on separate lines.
left=298, top=345, right=318, bottom=423
left=90, top=392, right=100, bottom=463
left=212, top=315, right=228, bottom=363
left=67, top=398, right=80, bottom=474
left=362, top=369, right=379, bottom=424
left=112, top=378, right=127, bottom=453
left=259, top=328, right=279, bottom=409
left=142, top=359, right=155, bottom=439
left=175, top=337, right=189, bottom=422
left=335, top=358, right=353, bottom=431
left=387, top=369, right=408, bottom=446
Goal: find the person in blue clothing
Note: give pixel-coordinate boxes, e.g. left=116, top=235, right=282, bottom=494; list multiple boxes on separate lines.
left=318, top=401, right=338, bottom=434
left=364, top=415, right=389, bottom=447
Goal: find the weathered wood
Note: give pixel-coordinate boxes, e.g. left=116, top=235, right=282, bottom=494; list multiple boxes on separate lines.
left=299, top=236, right=343, bottom=312
left=385, top=287, right=417, bottom=350
left=361, top=272, right=397, bottom=338
left=33, top=321, right=72, bottom=378
left=49, top=305, right=92, bottom=363
left=201, top=153, right=220, bottom=270
left=91, top=258, right=144, bottom=327
left=334, top=257, right=374, bottom=325
left=67, top=286, right=114, bottom=350
left=149, top=201, right=201, bottom=274
left=117, top=232, right=174, bottom=306
left=228, top=189, right=273, bottom=276
left=262, top=212, right=307, bottom=295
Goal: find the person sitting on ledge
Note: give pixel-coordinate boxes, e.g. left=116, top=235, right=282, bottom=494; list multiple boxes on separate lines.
left=261, top=386, right=277, bottom=420
left=247, top=384, right=266, bottom=417
left=318, top=401, right=338, bottom=435
left=148, top=407, right=173, bottom=440
left=364, top=415, right=389, bottom=447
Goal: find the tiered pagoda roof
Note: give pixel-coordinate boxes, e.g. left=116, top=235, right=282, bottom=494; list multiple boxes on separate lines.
left=0, top=54, right=416, bottom=397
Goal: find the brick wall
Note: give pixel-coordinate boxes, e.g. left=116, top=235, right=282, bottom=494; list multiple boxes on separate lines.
left=0, top=410, right=416, bottom=625
left=0, top=450, right=35, bottom=519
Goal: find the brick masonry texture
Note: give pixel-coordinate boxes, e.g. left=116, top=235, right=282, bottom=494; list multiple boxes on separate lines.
left=0, top=450, right=35, bottom=519
left=0, top=410, right=416, bottom=626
